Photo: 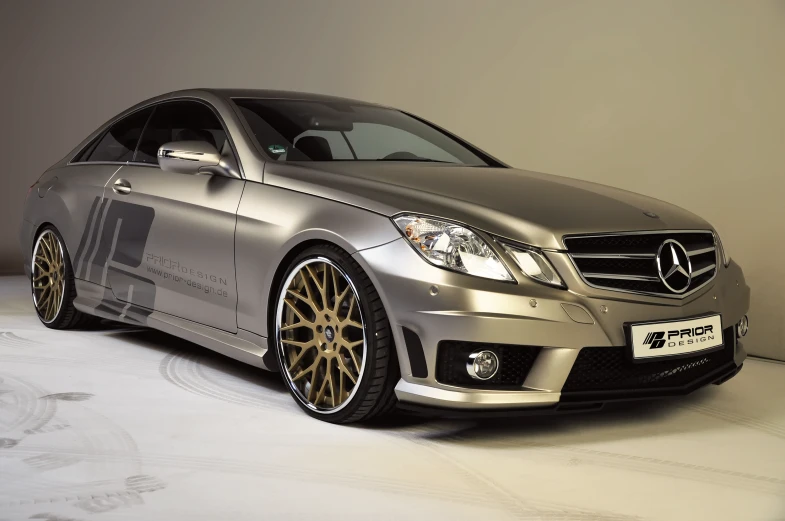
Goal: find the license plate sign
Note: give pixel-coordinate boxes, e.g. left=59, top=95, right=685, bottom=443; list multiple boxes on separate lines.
left=631, top=315, right=723, bottom=360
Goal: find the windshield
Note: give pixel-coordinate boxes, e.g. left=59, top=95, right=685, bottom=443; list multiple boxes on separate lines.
left=233, top=98, right=492, bottom=166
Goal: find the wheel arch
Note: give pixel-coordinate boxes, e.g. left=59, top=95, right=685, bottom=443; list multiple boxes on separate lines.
left=263, top=237, right=338, bottom=357
left=32, top=221, right=57, bottom=245
left=234, top=182, right=401, bottom=338
left=261, top=235, right=408, bottom=380
left=258, top=232, right=405, bottom=373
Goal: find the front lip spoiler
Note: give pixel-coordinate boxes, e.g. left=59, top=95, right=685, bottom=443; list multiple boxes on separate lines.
left=395, top=362, right=742, bottom=419
left=396, top=400, right=604, bottom=419
left=559, top=360, right=740, bottom=402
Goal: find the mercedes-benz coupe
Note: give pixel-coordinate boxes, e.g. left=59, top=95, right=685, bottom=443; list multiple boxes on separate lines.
left=20, top=89, right=750, bottom=422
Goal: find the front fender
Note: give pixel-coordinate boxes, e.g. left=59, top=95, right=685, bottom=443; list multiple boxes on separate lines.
left=234, top=182, right=400, bottom=337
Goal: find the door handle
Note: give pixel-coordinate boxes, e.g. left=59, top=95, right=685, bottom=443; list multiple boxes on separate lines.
left=113, top=178, right=132, bottom=195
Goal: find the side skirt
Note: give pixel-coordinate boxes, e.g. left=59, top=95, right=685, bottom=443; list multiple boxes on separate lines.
left=74, top=279, right=275, bottom=371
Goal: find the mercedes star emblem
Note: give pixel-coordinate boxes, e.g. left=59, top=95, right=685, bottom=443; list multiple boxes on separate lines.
left=656, top=239, right=692, bottom=293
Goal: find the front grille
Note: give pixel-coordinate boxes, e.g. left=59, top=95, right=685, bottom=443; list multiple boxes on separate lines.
left=564, top=231, right=718, bottom=298
left=436, top=341, right=541, bottom=389
left=562, top=327, right=735, bottom=395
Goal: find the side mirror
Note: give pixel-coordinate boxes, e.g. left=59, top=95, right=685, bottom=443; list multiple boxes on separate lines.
left=158, top=141, right=228, bottom=176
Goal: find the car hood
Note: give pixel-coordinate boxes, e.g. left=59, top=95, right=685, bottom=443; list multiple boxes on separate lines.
left=263, top=162, right=712, bottom=250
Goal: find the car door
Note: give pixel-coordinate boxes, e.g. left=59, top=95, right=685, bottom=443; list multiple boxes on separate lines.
left=66, top=107, right=154, bottom=284
left=102, top=100, right=244, bottom=333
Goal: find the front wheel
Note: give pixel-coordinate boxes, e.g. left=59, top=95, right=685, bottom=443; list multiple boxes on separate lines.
left=273, top=244, right=399, bottom=423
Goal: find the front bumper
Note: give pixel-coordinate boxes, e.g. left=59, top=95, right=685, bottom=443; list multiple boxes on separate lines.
left=354, top=238, right=750, bottom=411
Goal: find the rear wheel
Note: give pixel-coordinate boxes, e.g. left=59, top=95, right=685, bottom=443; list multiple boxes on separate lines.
left=273, top=244, right=399, bottom=423
left=31, top=226, right=96, bottom=329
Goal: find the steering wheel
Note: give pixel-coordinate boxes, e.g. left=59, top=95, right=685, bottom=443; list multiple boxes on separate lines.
left=382, top=151, right=420, bottom=160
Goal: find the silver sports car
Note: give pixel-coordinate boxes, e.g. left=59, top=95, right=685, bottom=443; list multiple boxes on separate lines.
left=20, top=89, right=750, bottom=423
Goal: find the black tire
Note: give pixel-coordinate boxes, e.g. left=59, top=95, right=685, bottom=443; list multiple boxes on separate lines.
left=272, top=244, right=399, bottom=424
left=32, top=225, right=98, bottom=330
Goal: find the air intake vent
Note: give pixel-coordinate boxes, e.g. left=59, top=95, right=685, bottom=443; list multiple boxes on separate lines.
left=561, top=327, right=736, bottom=396
left=564, top=231, right=718, bottom=298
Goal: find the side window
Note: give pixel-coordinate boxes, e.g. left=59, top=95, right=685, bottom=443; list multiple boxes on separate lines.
left=72, top=133, right=103, bottom=163
left=85, top=107, right=153, bottom=163
left=134, top=101, right=229, bottom=164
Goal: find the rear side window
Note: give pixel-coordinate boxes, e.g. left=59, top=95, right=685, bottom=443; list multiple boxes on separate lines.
left=134, top=101, right=228, bottom=164
left=71, top=133, right=103, bottom=162
left=84, top=107, right=153, bottom=163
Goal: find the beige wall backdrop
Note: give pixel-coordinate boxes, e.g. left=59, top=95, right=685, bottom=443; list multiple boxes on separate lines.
left=1, top=0, right=783, bottom=359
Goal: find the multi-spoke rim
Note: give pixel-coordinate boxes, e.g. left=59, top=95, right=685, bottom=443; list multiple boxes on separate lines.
left=276, top=257, right=367, bottom=414
left=32, top=230, right=65, bottom=323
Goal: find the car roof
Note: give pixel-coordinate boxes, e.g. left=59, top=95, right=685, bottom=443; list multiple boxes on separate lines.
left=181, top=88, right=384, bottom=107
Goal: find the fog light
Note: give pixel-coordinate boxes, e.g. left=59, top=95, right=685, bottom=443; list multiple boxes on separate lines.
left=737, top=315, right=749, bottom=338
left=466, top=350, right=499, bottom=380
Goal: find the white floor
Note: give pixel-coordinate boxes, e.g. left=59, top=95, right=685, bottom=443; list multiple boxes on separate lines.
left=0, top=276, right=784, bottom=521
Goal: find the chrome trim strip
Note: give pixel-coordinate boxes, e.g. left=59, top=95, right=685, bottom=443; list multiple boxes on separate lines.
left=571, top=253, right=656, bottom=259
left=65, top=161, right=129, bottom=167
left=692, top=264, right=716, bottom=277
left=583, top=272, right=660, bottom=282
left=568, top=266, right=717, bottom=300
left=563, top=229, right=716, bottom=240
left=688, top=246, right=716, bottom=257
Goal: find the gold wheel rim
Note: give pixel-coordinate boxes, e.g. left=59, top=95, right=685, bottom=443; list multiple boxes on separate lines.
left=276, top=257, right=366, bottom=413
left=32, top=230, right=66, bottom=323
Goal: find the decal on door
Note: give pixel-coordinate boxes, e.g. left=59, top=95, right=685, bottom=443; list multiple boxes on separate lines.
left=144, top=254, right=229, bottom=298
left=74, top=196, right=157, bottom=323
left=75, top=197, right=156, bottom=281
left=73, top=196, right=233, bottom=326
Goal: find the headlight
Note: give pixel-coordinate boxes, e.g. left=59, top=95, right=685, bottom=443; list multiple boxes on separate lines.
left=715, top=232, right=730, bottom=267
left=500, top=243, right=565, bottom=288
left=393, top=215, right=514, bottom=281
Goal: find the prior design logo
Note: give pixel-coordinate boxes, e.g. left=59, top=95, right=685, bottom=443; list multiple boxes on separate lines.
left=146, top=253, right=229, bottom=298
left=642, top=324, right=715, bottom=350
